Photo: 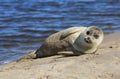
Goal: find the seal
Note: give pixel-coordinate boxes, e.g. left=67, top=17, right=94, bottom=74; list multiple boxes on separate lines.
left=22, top=26, right=104, bottom=59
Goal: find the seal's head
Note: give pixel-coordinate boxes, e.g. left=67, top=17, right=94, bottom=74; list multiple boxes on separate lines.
left=83, top=26, right=104, bottom=46
left=74, top=26, right=104, bottom=53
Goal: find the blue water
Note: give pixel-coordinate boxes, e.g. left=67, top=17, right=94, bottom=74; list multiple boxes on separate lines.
left=0, top=0, right=120, bottom=64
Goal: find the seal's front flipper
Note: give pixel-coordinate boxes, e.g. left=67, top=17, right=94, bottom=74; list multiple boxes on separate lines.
left=58, top=51, right=74, bottom=55
left=60, top=27, right=86, bottom=40
left=57, top=51, right=81, bottom=57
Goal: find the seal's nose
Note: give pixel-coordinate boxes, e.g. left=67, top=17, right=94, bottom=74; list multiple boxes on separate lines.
left=87, top=37, right=90, bottom=40
left=84, top=37, right=92, bottom=43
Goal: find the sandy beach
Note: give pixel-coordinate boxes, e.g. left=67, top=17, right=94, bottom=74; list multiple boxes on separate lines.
left=0, top=32, right=120, bottom=79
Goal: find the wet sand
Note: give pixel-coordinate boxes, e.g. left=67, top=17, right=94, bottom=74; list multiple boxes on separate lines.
left=0, top=32, right=120, bottom=79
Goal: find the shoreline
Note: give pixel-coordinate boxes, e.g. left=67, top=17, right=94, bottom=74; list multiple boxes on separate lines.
left=0, top=32, right=120, bottom=79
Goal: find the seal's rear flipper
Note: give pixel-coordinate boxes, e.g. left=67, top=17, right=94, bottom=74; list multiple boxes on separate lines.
left=17, top=51, right=36, bottom=62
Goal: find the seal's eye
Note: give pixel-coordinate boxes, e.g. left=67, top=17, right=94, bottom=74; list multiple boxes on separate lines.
left=86, top=31, right=90, bottom=35
left=94, top=34, right=99, bottom=39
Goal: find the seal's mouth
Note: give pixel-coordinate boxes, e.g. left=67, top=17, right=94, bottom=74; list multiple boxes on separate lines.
left=84, top=37, right=92, bottom=44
